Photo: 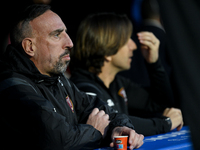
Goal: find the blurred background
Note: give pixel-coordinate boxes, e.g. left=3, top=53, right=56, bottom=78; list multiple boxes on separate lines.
left=1, top=0, right=200, bottom=149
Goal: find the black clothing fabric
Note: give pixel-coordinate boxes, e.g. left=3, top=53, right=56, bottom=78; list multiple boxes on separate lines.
left=0, top=45, right=134, bottom=150
left=158, top=1, right=200, bottom=149
left=70, top=59, right=173, bottom=136
left=120, top=24, right=172, bottom=85
left=119, top=22, right=174, bottom=106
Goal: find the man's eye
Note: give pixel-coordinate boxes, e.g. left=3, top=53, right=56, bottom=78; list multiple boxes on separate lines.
left=55, top=33, right=60, bottom=38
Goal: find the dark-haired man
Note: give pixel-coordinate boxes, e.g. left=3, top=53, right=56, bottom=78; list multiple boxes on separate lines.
left=0, top=5, right=143, bottom=150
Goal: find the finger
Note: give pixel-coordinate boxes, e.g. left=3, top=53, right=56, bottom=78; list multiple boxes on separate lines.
left=104, top=114, right=109, bottom=120
left=139, top=40, right=155, bottom=48
left=106, top=120, right=111, bottom=126
left=177, top=124, right=182, bottom=131
left=130, top=134, right=140, bottom=149
left=177, top=121, right=184, bottom=131
left=140, top=45, right=149, bottom=50
left=137, top=32, right=159, bottom=46
left=102, top=114, right=110, bottom=128
left=110, top=142, right=114, bottom=147
left=137, top=32, right=156, bottom=40
left=178, top=108, right=182, bottom=115
left=163, top=108, right=170, bottom=116
left=168, top=107, right=179, bottom=116
left=128, top=130, right=136, bottom=147
left=96, top=110, right=105, bottom=117
left=180, top=121, right=184, bottom=128
left=111, top=127, right=123, bottom=138
left=135, top=135, right=144, bottom=149
left=129, top=132, right=144, bottom=149
left=137, top=31, right=156, bottom=39
left=140, top=37, right=158, bottom=45
left=137, top=31, right=152, bottom=36
left=112, top=130, right=121, bottom=138
left=138, top=35, right=155, bottom=43
left=90, top=108, right=99, bottom=116
left=130, top=134, right=144, bottom=149
left=138, top=38, right=155, bottom=46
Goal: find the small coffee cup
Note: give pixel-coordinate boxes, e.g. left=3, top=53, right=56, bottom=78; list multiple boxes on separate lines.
left=114, top=136, right=128, bottom=150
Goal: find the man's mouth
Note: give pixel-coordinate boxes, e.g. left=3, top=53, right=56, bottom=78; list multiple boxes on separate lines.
left=129, top=55, right=133, bottom=62
left=62, top=54, right=70, bottom=61
left=60, top=50, right=70, bottom=61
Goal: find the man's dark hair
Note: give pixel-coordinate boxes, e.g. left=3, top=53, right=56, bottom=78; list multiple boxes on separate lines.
left=10, top=4, right=51, bottom=47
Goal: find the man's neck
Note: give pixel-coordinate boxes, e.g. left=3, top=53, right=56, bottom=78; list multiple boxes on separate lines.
left=97, top=63, right=118, bottom=88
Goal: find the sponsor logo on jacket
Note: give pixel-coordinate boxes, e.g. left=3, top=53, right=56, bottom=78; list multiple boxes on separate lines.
left=66, top=96, right=74, bottom=113
left=106, top=99, right=118, bottom=113
left=118, top=87, right=128, bottom=103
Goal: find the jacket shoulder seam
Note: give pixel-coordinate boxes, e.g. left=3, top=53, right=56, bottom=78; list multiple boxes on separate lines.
left=0, top=77, right=38, bottom=93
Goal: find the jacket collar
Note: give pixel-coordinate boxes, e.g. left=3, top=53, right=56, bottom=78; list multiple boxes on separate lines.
left=2, top=44, right=60, bottom=84
left=70, top=68, right=106, bottom=87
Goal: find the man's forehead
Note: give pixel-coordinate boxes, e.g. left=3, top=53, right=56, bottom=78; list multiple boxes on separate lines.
left=30, top=10, right=66, bottom=33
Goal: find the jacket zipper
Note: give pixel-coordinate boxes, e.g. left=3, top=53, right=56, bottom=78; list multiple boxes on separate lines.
left=58, top=76, right=63, bottom=86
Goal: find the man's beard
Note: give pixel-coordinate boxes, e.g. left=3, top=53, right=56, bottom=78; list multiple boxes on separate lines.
left=54, top=59, right=69, bottom=74
left=50, top=50, right=70, bottom=76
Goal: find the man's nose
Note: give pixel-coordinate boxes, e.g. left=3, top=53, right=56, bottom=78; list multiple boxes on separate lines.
left=64, top=33, right=73, bottom=49
left=128, top=39, right=137, bottom=51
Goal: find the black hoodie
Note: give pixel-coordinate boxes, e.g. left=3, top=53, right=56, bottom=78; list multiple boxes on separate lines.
left=0, top=45, right=134, bottom=150
left=70, top=59, right=173, bottom=136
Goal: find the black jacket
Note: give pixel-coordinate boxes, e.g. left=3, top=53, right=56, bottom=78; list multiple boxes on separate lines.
left=0, top=45, right=134, bottom=150
left=70, top=59, right=173, bottom=136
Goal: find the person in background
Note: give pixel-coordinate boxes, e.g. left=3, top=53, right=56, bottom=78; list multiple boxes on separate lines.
left=69, top=12, right=183, bottom=136
left=120, top=0, right=174, bottom=105
left=0, top=5, right=144, bottom=150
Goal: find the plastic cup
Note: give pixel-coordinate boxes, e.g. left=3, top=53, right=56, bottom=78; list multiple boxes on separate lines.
left=114, top=136, right=128, bottom=150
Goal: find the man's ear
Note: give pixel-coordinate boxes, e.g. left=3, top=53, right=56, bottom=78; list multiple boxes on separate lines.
left=105, top=55, right=112, bottom=62
left=22, top=38, right=34, bottom=57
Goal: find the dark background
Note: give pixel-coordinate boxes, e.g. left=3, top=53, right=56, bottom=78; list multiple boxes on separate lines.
left=1, top=0, right=200, bottom=149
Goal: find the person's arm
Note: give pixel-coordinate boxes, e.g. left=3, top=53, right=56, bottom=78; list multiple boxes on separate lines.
left=139, top=31, right=174, bottom=106
left=64, top=78, right=139, bottom=147
left=71, top=85, right=144, bottom=149
left=123, top=73, right=169, bottom=117
left=71, top=76, right=182, bottom=136
left=162, top=107, right=183, bottom=131
left=67, top=79, right=134, bottom=125
left=145, top=58, right=174, bottom=107
left=129, top=115, right=171, bottom=136
left=126, top=59, right=173, bottom=111
left=126, top=32, right=174, bottom=116
left=0, top=79, right=105, bottom=150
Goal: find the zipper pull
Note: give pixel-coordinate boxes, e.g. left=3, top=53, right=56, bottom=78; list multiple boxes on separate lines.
left=37, top=79, right=44, bottom=83
left=58, top=77, right=63, bottom=86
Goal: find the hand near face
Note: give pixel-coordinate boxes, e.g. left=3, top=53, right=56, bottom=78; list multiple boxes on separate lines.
left=86, top=108, right=110, bottom=137
left=110, top=126, right=144, bottom=149
left=163, top=107, right=184, bottom=131
left=137, top=32, right=160, bottom=63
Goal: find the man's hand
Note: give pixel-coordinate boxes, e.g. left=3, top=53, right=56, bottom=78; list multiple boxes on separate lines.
left=86, top=108, right=110, bottom=136
left=110, top=126, right=144, bottom=149
left=137, top=31, right=160, bottom=63
left=163, top=107, right=184, bottom=131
